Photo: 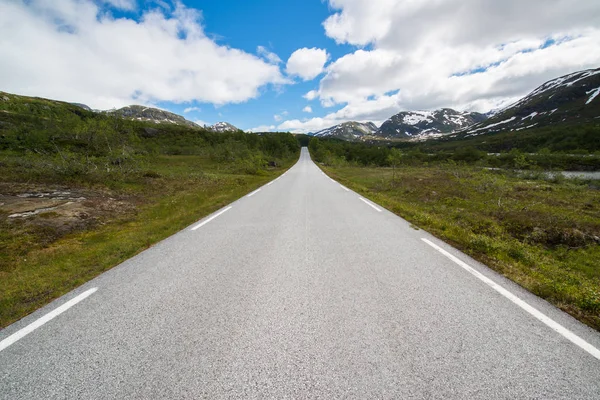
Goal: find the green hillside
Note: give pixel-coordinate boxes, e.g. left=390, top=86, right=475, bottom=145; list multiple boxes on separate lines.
left=0, top=91, right=300, bottom=327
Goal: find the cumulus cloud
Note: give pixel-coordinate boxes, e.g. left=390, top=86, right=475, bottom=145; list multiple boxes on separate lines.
left=303, top=90, right=319, bottom=101
left=248, top=124, right=276, bottom=133
left=278, top=0, right=600, bottom=128
left=0, top=0, right=287, bottom=109
left=317, top=32, right=600, bottom=111
left=302, top=106, right=312, bottom=113
left=324, top=0, right=600, bottom=50
left=278, top=117, right=345, bottom=134
left=286, top=48, right=329, bottom=81
left=277, top=95, right=394, bottom=133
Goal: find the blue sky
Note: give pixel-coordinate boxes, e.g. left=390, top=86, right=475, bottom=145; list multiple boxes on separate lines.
left=122, top=0, right=355, bottom=130
left=1, top=0, right=599, bottom=132
left=161, top=0, right=352, bottom=130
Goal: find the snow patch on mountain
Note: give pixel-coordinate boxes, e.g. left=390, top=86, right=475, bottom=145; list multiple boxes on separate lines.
left=106, top=105, right=199, bottom=128
left=209, top=122, right=240, bottom=132
left=458, top=67, right=600, bottom=136
left=377, top=108, right=487, bottom=139
left=586, top=87, right=600, bottom=105
left=313, top=121, right=378, bottom=141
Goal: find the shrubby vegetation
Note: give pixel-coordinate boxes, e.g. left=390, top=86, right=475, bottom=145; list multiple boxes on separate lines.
left=0, top=96, right=299, bottom=183
left=323, top=164, right=600, bottom=330
left=0, top=93, right=300, bottom=327
left=308, top=127, right=600, bottom=171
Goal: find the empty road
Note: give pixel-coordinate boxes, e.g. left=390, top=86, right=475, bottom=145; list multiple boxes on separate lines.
left=1, top=147, right=599, bottom=399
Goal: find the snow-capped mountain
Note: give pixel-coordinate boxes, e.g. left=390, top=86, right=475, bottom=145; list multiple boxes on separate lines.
left=209, top=122, right=240, bottom=132
left=313, top=121, right=378, bottom=141
left=106, top=105, right=199, bottom=128
left=377, top=109, right=487, bottom=139
left=456, top=67, right=600, bottom=137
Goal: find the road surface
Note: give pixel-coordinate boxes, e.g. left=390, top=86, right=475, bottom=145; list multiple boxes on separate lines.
left=1, top=148, right=600, bottom=399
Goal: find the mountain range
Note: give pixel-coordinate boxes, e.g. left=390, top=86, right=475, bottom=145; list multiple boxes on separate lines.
left=377, top=109, right=487, bottom=139
left=2, top=67, right=598, bottom=141
left=450, top=67, right=600, bottom=139
left=310, top=67, right=600, bottom=142
left=311, top=109, right=487, bottom=141
left=106, top=105, right=200, bottom=129
left=100, top=105, right=240, bottom=132
left=313, top=122, right=378, bottom=141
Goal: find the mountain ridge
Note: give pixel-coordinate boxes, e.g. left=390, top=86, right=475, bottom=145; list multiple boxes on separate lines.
left=376, top=108, right=487, bottom=139
left=209, top=121, right=240, bottom=132
left=313, top=121, right=378, bottom=141
left=106, top=105, right=200, bottom=129
left=452, top=67, right=600, bottom=138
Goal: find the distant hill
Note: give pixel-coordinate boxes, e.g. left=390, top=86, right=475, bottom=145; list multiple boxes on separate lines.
left=377, top=109, right=487, bottom=139
left=70, top=103, right=92, bottom=112
left=106, top=105, right=199, bottom=129
left=208, top=122, right=240, bottom=132
left=454, top=67, right=600, bottom=138
left=313, top=121, right=378, bottom=141
left=0, top=91, right=96, bottom=128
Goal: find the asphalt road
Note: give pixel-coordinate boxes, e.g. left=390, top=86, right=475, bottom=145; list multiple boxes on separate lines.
left=1, top=147, right=600, bottom=399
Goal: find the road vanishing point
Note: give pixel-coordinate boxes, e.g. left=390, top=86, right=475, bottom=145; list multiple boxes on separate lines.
left=1, top=148, right=599, bottom=399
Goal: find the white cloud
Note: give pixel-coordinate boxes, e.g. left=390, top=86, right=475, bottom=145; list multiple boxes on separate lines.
left=183, top=106, right=201, bottom=113
left=192, top=119, right=210, bottom=127
left=324, top=0, right=600, bottom=50
left=277, top=95, right=393, bottom=133
left=104, top=0, right=137, bottom=10
left=302, top=106, right=312, bottom=113
left=257, top=45, right=282, bottom=65
left=278, top=117, right=348, bottom=134
left=0, top=0, right=287, bottom=109
left=294, top=0, right=600, bottom=125
left=303, top=90, right=319, bottom=101
left=273, top=110, right=288, bottom=121
left=286, top=48, right=329, bottom=81
left=248, top=125, right=276, bottom=133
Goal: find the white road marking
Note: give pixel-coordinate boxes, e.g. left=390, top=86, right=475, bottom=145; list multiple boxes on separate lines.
left=359, top=197, right=382, bottom=212
left=267, top=181, right=273, bottom=186
left=0, top=288, right=98, bottom=352
left=340, top=185, right=350, bottom=192
left=422, top=238, right=600, bottom=362
left=247, top=188, right=261, bottom=197
left=191, top=206, right=232, bottom=231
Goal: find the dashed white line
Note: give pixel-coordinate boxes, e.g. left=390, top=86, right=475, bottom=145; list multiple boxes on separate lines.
left=340, top=185, right=350, bottom=192
left=247, top=188, right=261, bottom=197
left=191, top=206, right=232, bottom=231
left=359, top=197, right=382, bottom=212
left=0, top=288, right=98, bottom=352
left=421, top=238, right=600, bottom=362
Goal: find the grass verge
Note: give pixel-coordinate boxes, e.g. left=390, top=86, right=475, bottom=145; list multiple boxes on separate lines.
left=322, top=164, right=600, bottom=331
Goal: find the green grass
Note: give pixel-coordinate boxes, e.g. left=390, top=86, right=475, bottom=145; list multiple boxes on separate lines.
left=0, top=154, right=296, bottom=328
left=322, top=164, right=600, bottom=330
